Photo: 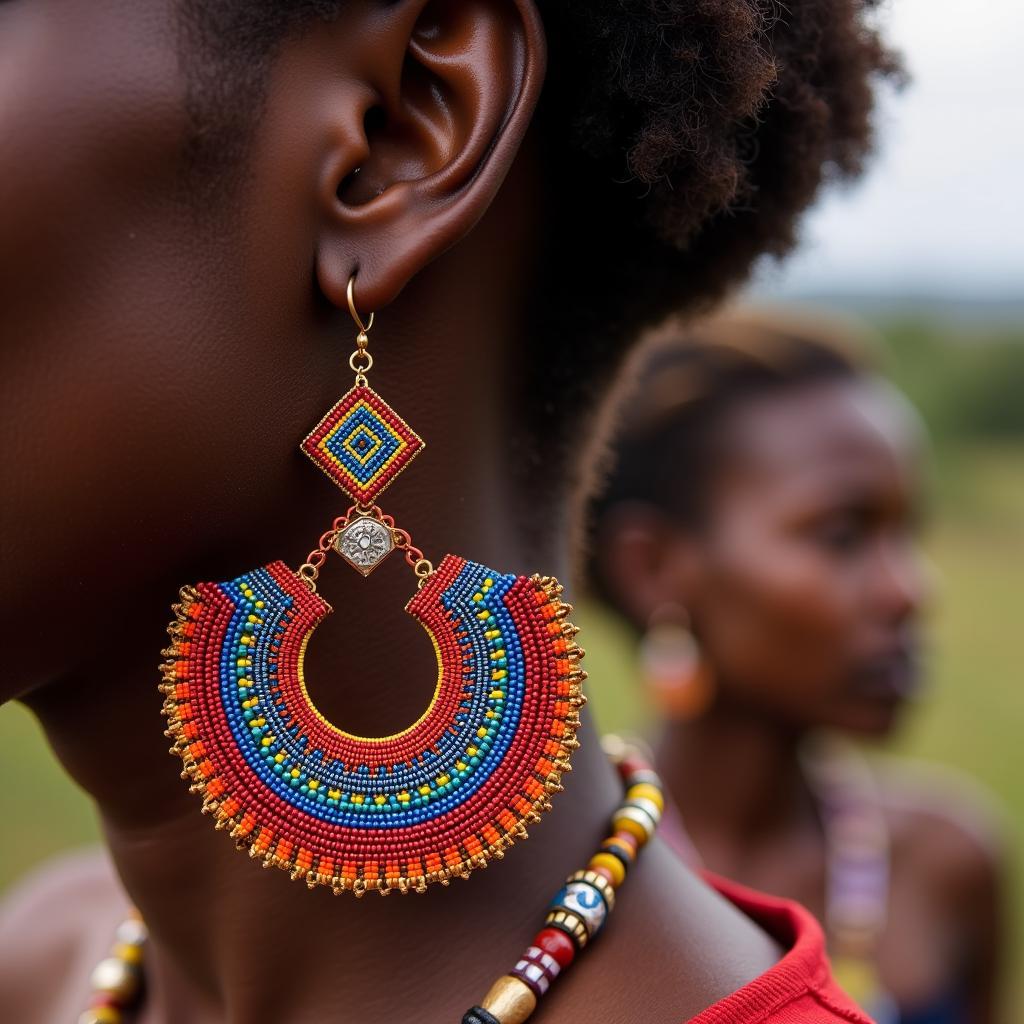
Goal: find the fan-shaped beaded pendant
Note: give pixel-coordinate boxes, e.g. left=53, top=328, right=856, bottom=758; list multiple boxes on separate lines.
left=160, top=281, right=585, bottom=895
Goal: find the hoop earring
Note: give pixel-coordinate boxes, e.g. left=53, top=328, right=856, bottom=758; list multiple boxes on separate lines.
left=159, top=276, right=585, bottom=897
left=639, top=604, right=714, bottom=721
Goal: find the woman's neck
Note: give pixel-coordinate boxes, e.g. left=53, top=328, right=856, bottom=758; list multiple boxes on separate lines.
left=107, top=719, right=620, bottom=1023
left=657, top=705, right=817, bottom=858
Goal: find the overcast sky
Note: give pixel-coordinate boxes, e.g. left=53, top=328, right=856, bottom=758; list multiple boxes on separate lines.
left=754, top=0, right=1024, bottom=299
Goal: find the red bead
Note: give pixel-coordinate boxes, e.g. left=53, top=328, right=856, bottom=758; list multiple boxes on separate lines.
left=618, top=754, right=650, bottom=779
left=534, top=926, right=576, bottom=968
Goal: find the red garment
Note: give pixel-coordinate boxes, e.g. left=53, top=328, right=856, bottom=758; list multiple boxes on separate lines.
left=692, top=872, right=875, bottom=1023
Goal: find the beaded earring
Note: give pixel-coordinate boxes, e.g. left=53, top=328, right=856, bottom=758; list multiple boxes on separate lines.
left=159, top=277, right=585, bottom=896
left=639, top=604, right=714, bottom=721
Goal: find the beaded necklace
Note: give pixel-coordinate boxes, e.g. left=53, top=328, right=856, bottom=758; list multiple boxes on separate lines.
left=78, top=746, right=663, bottom=1024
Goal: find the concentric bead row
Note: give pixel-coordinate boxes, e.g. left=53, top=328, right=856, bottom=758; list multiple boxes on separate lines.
left=300, top=384, right=424, bottom=505
left=462, top=749, right=664, bottom=1024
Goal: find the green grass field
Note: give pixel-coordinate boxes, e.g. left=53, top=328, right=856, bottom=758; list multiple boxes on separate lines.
left=1, top=312, right=1022, bottom=1013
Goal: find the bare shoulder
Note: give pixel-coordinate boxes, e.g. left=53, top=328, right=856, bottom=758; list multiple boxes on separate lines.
left=0, top=847, right=131, bottom=1022
left=574, top=841, right=783, bottom=1022
left=874, top=757, right=1008, bottom=904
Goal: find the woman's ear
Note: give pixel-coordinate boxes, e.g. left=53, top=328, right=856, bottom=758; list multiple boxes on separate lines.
left=311, top=0, right=545, bottom=315
left=596, top=503, right=703, bottom=631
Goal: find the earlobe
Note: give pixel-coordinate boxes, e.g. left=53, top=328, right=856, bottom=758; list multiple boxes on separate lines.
left=315, top=0, right=545, bottom=315
left=598, top=503, right=678, bottom=630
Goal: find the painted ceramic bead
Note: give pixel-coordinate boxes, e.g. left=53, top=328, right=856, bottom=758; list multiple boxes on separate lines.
left=566, top=868, right=616, bottom=911
left=544, top=906, right=590, bottom=949
left=511, top=944, right=564, bottom=998
left=547, top=879, right=608, bottom=943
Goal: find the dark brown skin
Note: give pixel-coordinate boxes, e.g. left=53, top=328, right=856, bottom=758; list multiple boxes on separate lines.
left=0, top=1, right=781, bottom=1021
left=598, top=378, right=1007, bottom=1022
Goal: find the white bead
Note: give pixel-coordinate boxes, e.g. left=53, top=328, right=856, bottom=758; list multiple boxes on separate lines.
left=626, top=795, right=663, bottom=824
left=89, top=957, right=139, bottom=1000
left=115, top=919, right=148, bottom=946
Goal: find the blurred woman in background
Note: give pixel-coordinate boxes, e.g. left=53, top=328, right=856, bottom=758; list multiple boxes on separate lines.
left=584, top=309, right=1008, bottom=1024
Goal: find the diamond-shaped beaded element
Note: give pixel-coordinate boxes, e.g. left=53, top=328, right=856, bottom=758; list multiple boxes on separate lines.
left=301, top=385, right=424, bottom=505
left=334, top=515, right=394, bottom=575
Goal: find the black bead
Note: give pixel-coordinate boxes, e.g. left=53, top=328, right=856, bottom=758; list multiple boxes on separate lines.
left=462, top=1008, right=502, bottom=1024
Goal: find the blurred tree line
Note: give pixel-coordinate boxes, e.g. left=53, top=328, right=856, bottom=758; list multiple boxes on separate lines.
left=880, top=315, right=1024, bottom=442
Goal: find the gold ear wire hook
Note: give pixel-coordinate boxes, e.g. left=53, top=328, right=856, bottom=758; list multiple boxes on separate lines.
left=346, top=274, right=375, bottom=337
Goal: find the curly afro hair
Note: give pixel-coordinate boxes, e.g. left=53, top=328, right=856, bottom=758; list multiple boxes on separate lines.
left=179, top=0, right=899, bottom=459
left=533, top=1, right=898, bottom=445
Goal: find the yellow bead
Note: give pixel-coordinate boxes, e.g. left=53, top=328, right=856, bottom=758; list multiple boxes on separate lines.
left=78, top=1009, right=122, bottom=1024
left=480, top=975, right=538, bottom=1024
left=831, top=954, right=884, bottom=1005
left=612, top=807, right=655, bottom=846
left=626, top=782, right=664, bottom=813
left=113, top=942, right=144, bottom=965
left=588, top=851, right=626, bottom=887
